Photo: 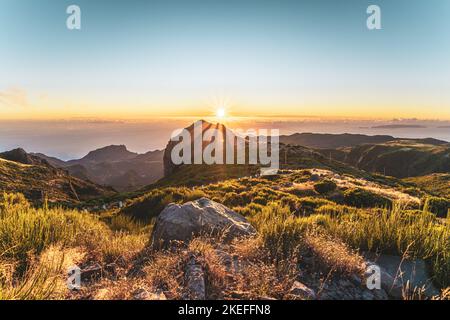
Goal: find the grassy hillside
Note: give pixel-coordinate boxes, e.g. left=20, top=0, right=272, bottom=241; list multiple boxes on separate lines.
left=345, top=141, right=450, bottom=178
left=405, top=174, right=450, bottom=198
left=1, top=176, right=448, bottom=300
left=122, top=168, right=423, bottom=221
left=279, top=132, right=396, bottom=149
left=0, top=158, right=115, bottom=205
left=1, top=134, right=448, bottom=299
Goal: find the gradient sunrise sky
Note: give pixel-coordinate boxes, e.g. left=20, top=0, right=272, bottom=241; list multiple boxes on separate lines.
left=1, top=0, right=450, bottom=120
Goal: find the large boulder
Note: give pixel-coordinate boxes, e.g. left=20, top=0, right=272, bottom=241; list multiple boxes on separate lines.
left=151, top=197, right=256, bottom=249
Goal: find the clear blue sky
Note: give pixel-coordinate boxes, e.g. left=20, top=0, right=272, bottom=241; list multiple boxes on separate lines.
left=1, top=0, right=450, bottom=119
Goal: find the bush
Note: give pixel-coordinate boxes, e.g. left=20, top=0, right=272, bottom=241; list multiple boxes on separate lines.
left=296, top=197, right=334, bottom=216
left=223, top=192, right=249, bottom=207
left=253, top=196, right=267, bottom=205
left=313, top=179, right=337, bottom=194
left=424, top=197, right=450, bottom=218
left=343, top=188, right=392, bottom=208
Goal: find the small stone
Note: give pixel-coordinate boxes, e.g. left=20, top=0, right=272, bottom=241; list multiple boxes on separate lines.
left=148, top=290, right=167, bottom=300
left=288, top=281, right=316, bottom=300
left=81, top=263, right=102, bottom=282
left=133, top=288, right=150, bottom=300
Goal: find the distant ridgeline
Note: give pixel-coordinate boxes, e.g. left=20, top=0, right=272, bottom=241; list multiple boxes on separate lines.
left=1, top=126, right=448, bottom=205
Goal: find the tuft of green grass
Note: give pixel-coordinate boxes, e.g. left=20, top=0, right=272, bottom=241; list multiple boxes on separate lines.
left=249, top=203, right=308, bottom=262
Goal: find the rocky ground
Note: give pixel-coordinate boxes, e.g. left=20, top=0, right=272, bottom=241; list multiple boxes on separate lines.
left=67, top=197, right=442, bottom=300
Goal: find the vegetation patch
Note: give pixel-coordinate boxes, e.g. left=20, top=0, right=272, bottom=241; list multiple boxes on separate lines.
left=313, top=179, right=337, bottom=194
left=343, top=188, right=393, bottom=208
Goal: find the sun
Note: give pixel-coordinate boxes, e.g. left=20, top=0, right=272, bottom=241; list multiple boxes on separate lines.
left=216, top=107, right=226, bottom=118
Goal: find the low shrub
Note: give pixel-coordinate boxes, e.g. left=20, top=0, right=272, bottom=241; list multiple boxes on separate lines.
left=343, top=188, right=392, bottom=208
left=296, top=197, right=334, bottom=216
left=313, top=179, right=337, bottom=194
left=424, top=196, right=450, bottom=218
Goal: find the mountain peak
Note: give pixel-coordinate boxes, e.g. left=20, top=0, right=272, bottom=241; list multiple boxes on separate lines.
left=82, top=145, right=138, bottom=162
left=0, top=148, right=48, bottom=166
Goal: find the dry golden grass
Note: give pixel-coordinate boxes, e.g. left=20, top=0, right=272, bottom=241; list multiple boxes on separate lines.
left=143, top=250, right=185, bottom=299
left=1, top=245, right=84, bottom=300
left=99, top=232, right=148, bottom=265
left=303, top=233, right=365, bottom=276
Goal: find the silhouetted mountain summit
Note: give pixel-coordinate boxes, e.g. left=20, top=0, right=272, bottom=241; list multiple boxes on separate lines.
left=0, top=148, right=49, bottom=166
left=78, top=145, right=138, bottom=163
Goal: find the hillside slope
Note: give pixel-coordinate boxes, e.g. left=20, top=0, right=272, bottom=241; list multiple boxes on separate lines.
left=279, top=132, right=447, bottom=149
left=345, top=141, right=450, bottom=178
left=404, top=173, right=450, bottom=198
left=0, top=157, right=115, bottom=205
left=279, top=133, right=396, bottom=149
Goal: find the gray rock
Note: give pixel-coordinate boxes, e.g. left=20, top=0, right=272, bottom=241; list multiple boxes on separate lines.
left=185, top=255, right=206, bottom=300
left=80, top=263, right=102, bottom=282
left=372, top=287, right=389, bottom=300
left=350, top=274, right=362, bottom=285
left=151, top=198, right=256, bottom=248
left=287, top=281, right=316, bottom=300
